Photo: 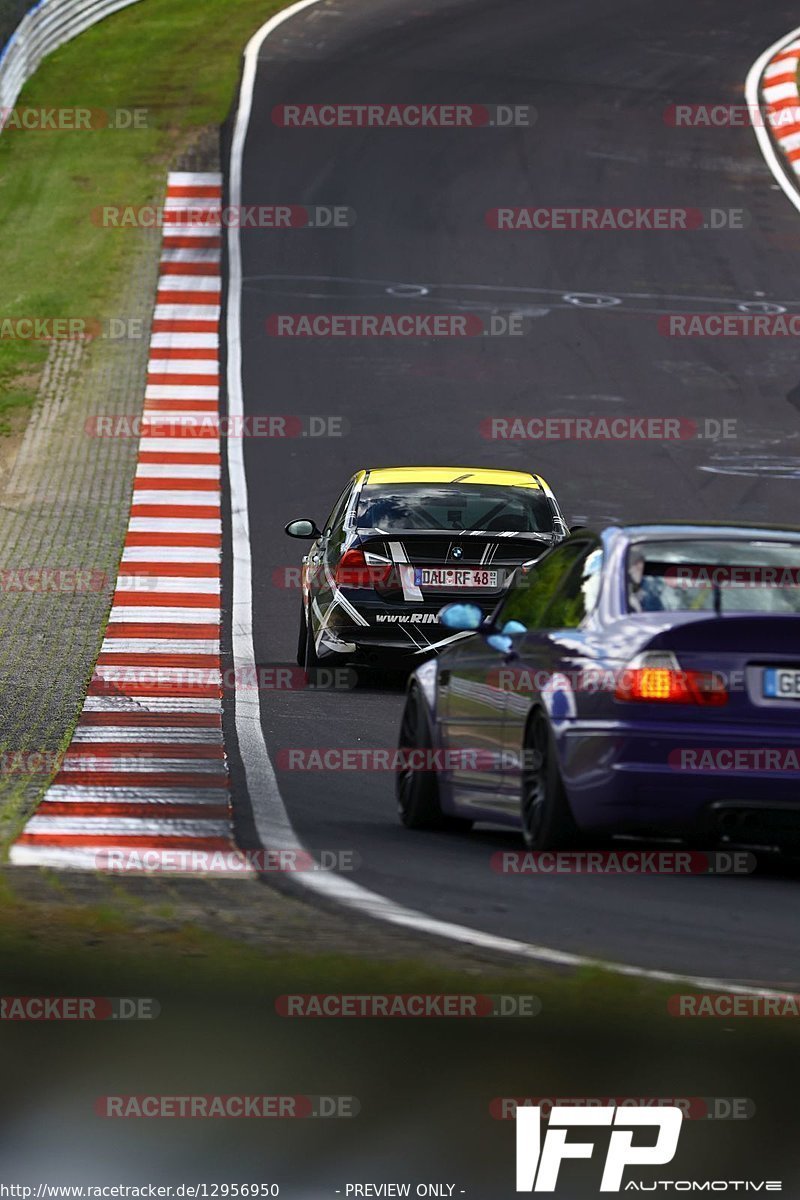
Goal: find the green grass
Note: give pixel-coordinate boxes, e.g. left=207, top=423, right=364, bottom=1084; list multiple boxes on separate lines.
left=0, top=0, right=291, bottom=424
left=0, top=885, right=675, bottom=1016
left=0, top=888, right=797, bottom=1059
left=0, top=387, right=36, bottom=433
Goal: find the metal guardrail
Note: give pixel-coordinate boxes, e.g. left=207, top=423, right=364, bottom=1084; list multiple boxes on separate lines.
left=0, top=0, right=144, bottom=117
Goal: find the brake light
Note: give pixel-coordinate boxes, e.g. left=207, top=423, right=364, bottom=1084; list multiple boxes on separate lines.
left=615, top=652, right=728, bottom=706
left=335, top=548, right=393, bottom=589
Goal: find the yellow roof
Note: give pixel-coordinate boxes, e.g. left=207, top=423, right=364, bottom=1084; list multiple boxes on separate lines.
left=365, top=467, right=541, bottom=488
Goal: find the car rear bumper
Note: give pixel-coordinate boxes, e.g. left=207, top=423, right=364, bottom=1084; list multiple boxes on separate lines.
left=559, top=719, right=800, bottom=841
left=312, top=589, right=491, bottom=665
left=315, top=622, right=472, bottom=666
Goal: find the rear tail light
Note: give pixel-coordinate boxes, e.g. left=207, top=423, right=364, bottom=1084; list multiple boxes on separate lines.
left=335, top=548, right=393, bottom=589
left=615, top=651, right=728, bottom=706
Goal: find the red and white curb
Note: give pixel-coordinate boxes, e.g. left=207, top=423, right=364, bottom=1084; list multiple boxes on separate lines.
left=759, top=40, right=800, bottom=169
left=11, top=171, right=251, bottom=875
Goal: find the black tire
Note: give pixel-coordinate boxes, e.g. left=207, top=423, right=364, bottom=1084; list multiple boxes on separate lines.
left=520, top=709, right=580, bottom=850
left=396, top=687, right=472, bottom=832
left=301, top=602, right=323, bottom=685
left=300, top=600, right=363, bottom=689
left=296, top=602, right=308, bottom=667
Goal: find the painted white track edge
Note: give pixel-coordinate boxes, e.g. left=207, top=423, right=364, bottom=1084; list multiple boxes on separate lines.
left=226, top=0, right=795, bottom=998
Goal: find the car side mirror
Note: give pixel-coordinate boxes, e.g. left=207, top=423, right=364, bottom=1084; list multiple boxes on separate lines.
left=438, top=602, right=483, bottom=631
left=486, top=620, right=527, bottom=655
left=439, top=605, right=527, bottom=649
left=285, top=518, right=321, bottom=539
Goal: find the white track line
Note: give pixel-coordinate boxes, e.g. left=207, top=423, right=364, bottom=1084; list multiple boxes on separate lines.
left=82, top=696, right=222, bottom=713
left=148, top=360, right=220, bottom=374
left=71, top=727, right=223, bottom=743
left=135, top=465, right=221, bottom=480
left=225, top=0, right=793, bottom=996
left=25, top=818, right=231, bottom=836
left=46, top=786, right=228, bottom=802
left=114, top=574, right=221, bottom=590
left=106, top=608, right=221, bottom=623
left=121, top=545, right=221, bottom=561
left=99, top=642, right=221, bottom=655
left=129, top=498, right=222, bottom=513
left=150, top=332, right=219, bottom=349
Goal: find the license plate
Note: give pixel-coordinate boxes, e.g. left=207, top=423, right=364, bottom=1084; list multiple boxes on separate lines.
left=763, top=668, right=800, bottom=699
left=414, top=567, right=499, bottom=589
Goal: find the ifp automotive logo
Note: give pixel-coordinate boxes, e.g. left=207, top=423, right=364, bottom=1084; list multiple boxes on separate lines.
left=515, top=1105, right=782, bottom=1192
left=516, top=1105, right=682, bottom=1192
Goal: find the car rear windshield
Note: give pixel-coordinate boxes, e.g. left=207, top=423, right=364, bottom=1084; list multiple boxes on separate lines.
left=627, top=538, right=800, bottom=614
left=355, top=484, right=555, bottom=534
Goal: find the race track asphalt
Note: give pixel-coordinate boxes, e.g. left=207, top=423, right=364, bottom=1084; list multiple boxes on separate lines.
left=227, top=0, right=800, bottom=985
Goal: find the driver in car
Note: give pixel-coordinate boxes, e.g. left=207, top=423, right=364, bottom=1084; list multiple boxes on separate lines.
left=628, top=550, right=664, bottom=612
